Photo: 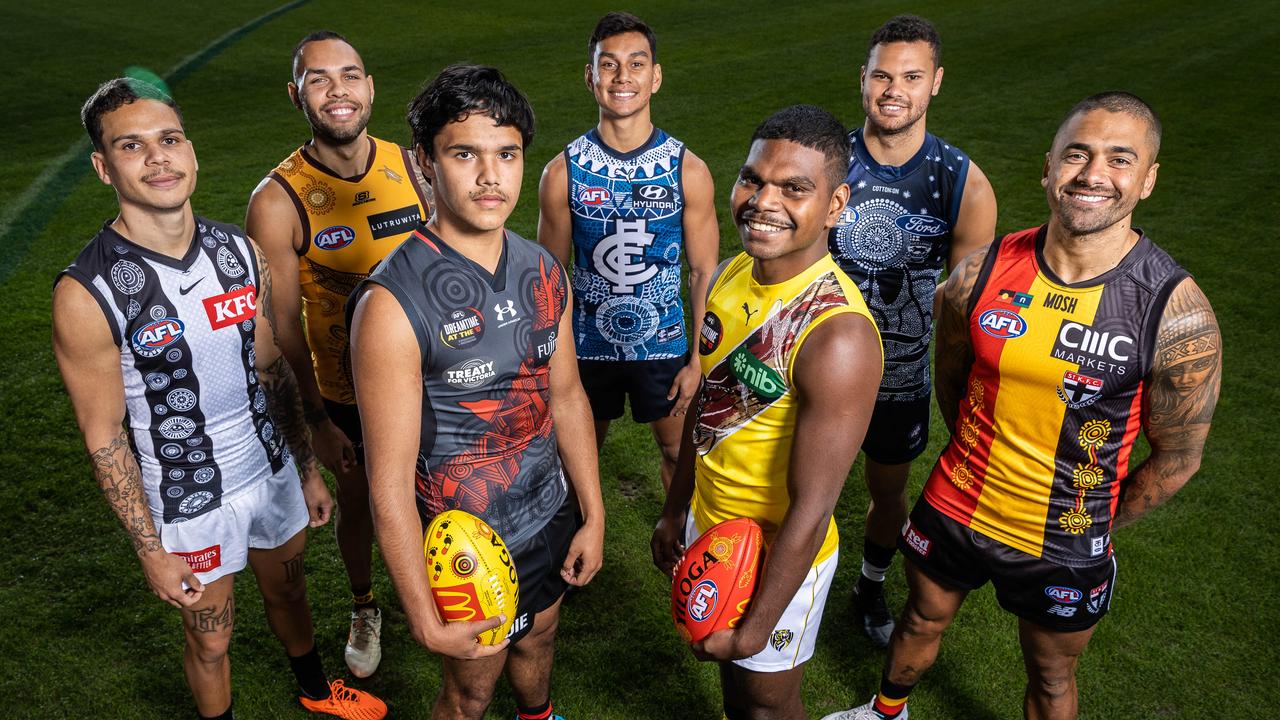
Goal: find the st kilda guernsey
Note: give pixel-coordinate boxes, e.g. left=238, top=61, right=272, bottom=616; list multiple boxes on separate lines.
left=923, top=226, right=1188, bottom=565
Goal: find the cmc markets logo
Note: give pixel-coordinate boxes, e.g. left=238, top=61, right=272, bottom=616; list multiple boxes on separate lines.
left=315, top=225, right=355, bottom=250
left=978, top=308, right=1028, bottom=339
left=578, top=186, right=611, bottom=206
left=203, top=286, right=257, bottom=330
left=687, top=579, right=719, bottom=622
left=895, top=214, right=947, bottom=237
left=132, top=317, right=185, bottom=357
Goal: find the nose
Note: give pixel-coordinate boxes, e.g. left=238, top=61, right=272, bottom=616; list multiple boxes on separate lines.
left=750, top=182, right=783, bottom=211
left=1075, top=155, right=1108, bottom=187
left=144, top=141, right=169, bottom=166
left=477, top=153, right=500, bottom=186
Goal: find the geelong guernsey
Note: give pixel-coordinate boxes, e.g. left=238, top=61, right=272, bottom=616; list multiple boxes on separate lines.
left=59, top=218, right=289, bottom=523
left=691, top=252, right=880, bottom=564
left=268, top=135, right=429, bottom=403
left=924, top=226, right=1188, bottom=565
left=565, top=128, right=687, bottom=360
left=350, top=226, right=568, bottom=548
left=827, top=128, right=972, bottom=401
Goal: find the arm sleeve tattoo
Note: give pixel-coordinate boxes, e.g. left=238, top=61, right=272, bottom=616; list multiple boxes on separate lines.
left=90, top=430, right=163, bottom=556
left=1115, top=279, right=1221, bottom=528
left=934, top=248, right=986, bottom=432
left=253, top=242, right=318, bottom=473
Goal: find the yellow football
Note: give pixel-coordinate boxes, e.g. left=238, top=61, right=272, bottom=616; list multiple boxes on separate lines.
left=423, top=509, right=520, bottom=645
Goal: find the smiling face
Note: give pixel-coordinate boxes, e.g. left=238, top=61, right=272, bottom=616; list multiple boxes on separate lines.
left=860, top=40, right=942, bottom=135
left=418, top=112, right=524, bottom=237
left=586, top=30, right=661, bottom=121
left=91, top=99, right=197, bottom=213
left=731, top=138, right=848, bottom=275
left=1043, top=108, right=1160, bottom=237
left=290, top=38, right=374, bottom=146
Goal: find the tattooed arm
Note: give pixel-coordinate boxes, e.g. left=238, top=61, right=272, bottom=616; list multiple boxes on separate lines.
left=52, top=277, right=204, bottom=608
left=249, top=238, right=333, bottom=527
left=934, top=247, right=987, bottom=432
left=1115, top=278, right=1221, bottom=529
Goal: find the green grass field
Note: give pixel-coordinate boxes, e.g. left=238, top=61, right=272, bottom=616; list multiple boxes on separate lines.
left=1, top=1, right=1277, bottom=717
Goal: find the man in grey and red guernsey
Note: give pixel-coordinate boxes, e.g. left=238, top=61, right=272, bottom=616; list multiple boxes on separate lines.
left=348, top=64, right=605, bottom=720
left=53, top=78, right=384, bottom=720
left=822, top=93, right=1221, bottom=720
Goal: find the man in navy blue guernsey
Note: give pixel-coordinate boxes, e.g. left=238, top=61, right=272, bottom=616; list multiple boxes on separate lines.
left=538, top=11, right=720, bottom=491
left=828, top=15, right=998, bottom=647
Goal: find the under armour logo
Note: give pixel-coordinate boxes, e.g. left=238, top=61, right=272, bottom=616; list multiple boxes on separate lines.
left=742, top=302, right=758, bottom=325
left=593, top=218, right=657, bottom=294
left=494, top=300, right=519, bottom=322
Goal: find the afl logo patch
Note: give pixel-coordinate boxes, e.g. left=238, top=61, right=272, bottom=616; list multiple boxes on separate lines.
left=699, top=311, right=723, bottom=355
left=578, top=186, right=611, bottom=205
left=132, top=318, right=185, bottom=357
left=439, top=307, right=485, bottom=349
left=315, top=225, right=356, bottom=250
left=1045, top=585, right=1083, bottom=604
left=895, top=214, right=948, bottom=237
left=978, top=309, right=1027, bottom=339
left=687, top=579, right=719, bottom=622
left=836, top=206, right=859, bottom=227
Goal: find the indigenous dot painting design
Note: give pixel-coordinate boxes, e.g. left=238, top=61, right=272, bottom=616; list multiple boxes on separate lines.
left=1060, top=419, right=1111, bottom=534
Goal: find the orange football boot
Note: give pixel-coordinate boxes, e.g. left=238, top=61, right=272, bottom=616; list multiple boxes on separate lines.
left=299, top=679, right=387, bottom=720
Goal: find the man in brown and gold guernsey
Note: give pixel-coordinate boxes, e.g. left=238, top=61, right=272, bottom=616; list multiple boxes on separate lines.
left=246, top=30, right=431, bottom=678
left=822, top=93, right=1222, bottom=720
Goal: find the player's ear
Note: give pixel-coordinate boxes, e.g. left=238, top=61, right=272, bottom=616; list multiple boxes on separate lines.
left=652, top=62, right=663, bottom=93
left=584, top=63, right=594, bottom=91
left=287, top=82, right=302, bottom=110
left=826, top=182, right=850, bottom=229
left=415, top=145, right=435, bottom=183
left=1140, top=162, right=1159, bottom=200
left=367, top=74, right=375, bottom=103
left=931, top=65, right=944, bottom=96
left=1041, top=152, right=1052, bottom=190
left=90, top=151, right=112, bottom=187
left=858, top=65, right=867, bottom=92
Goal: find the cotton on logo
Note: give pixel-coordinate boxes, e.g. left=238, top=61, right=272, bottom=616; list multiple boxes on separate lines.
left=204, top=286, right=257, bottom=330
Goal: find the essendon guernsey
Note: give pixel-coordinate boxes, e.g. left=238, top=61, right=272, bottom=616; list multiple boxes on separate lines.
left=923, top=226, right=1188, bottom=565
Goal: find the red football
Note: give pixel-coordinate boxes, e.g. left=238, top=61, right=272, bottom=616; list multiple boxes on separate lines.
left=671, top=517, right=765, bottom=643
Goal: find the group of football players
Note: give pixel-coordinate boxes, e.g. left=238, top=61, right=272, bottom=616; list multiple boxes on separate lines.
left=53, top=10, right=1220, bottom=720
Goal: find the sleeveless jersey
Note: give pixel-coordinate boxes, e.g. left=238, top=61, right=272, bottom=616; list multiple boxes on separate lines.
left=691, top=252, right=880, bottom=565
left=268, top=135, right=429, bottom=403
left=565, top=128, right=687, bottom=360
left=923, top=226, right=1188, bottom=565
left=59, top=218, right=290, bottom=524
left=828, top=127, right=972, bottom=401
left=351, top=226, right=569, bottom=547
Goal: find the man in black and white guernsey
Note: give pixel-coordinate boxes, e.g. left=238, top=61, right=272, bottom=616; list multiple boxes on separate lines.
left=52, top=79, right=385, bottom=720
left=828, top=15, right=998, bottom=646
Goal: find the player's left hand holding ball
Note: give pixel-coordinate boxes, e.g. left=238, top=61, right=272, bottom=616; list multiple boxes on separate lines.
left=691, top=626, right=765, bottom=662
left=561, top=518, right=604, bottom=586
left=300, top=465, right=334, bottom=527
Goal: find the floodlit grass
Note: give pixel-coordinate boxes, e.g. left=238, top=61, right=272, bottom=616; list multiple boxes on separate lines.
left=1, top=0, right=1277, bottom=717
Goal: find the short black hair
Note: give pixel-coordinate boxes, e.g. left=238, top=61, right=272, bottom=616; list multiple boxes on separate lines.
left=750, top=104, right=851, bottom=190
left=589, top=11, right=657, bottom=61
left=406, top=64, right=535, bottom=158
left=1060, top=91, right=1163, bottom=157
left=292, top=30, right=353, bottom=81
left=867, top=14, right=941, bottom=68
left=81, top=77, right=184, bottom=153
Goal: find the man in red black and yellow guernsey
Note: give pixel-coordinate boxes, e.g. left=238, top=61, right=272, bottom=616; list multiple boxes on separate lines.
left=652, top=105, right=883, bottom=720
left=822, top=93, right=1222, bottom=720
left=246, top=30, right=431, bottom=678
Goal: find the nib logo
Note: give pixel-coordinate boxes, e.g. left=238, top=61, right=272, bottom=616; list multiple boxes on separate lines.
left=203, top=286, right=257, bottom=330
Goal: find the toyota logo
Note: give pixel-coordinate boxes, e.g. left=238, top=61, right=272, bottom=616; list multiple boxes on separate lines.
left=637, top=184, right=669, bottom=200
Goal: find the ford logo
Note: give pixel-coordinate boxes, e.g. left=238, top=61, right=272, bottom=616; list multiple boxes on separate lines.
left=315, top=225, right=356, bottom=250
left=1045, top=585, right=1083, bottom=603
left=978, top=308, right=1027, bottom=339
left=895, top=214, right=947, bottom=237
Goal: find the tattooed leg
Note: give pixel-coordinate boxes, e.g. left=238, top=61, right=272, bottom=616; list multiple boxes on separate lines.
left=181, top=575, right=235, bottom=716
left=248, top=529, right=316, bottom=656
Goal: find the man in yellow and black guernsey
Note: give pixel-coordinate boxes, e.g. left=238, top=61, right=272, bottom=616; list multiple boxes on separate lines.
left=652, top=105, right=883, bottom=720
left=247, top=30, right=430, bottom=679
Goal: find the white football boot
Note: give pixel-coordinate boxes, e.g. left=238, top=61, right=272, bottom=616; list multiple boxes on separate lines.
left=820, top=697, right=908, bottom=720
left=344, top=606, right=383, bottom=678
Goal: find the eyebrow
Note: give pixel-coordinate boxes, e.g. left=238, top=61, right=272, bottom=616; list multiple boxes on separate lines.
left=1065, top=142, right=1138, bottom=156
left=111, top=128, right=185, bottom=144
left=599, top=50, right=650, bottom=60
left=305, top=65, right=363, bottom=75
left=444, top=143, right=522, bottom=153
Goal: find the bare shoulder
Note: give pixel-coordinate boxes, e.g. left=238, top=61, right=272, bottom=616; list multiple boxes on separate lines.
left=941, top=244, right=991, bottom=310
left=794, top=311, right=882, bottom=387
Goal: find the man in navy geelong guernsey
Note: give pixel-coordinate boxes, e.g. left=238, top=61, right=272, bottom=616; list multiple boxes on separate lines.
left=828, top=15, right=998, bottom=646
left=538, top=11, right=720, bottom=491
left=349, top=65, right=604, bottom=720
